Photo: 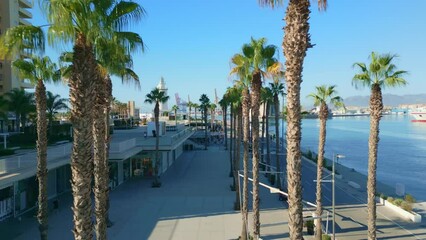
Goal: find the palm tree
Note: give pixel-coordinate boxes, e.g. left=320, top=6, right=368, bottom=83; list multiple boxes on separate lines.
left=43, top=1, right=145, bottom=238
left=241, top=37, right=279, bottom=239
left=171, top=105, right=179, bottom=126
left=210, top=103, right=217, bottom=130
left=5, top=89, right=35, bottom=133
left=193, top=103, right=200, bottom=130
left=228, top=86, right=243, bottom=211
left=59, top=33, right=142, bottom=238
left=261, top=87, right=273, bottom=175
left=257, top=1, right=328, bottom=238
left=230, top=50, right=253, bottom=240
left=270, top=80, right=285, bottom=189
left=187, top=100, right=193, bottom=126
left=218, top=96, right=228, bottom=150
left=307, top=85, right=343, bottom=239
left=224, top=88, right=236, bottom=177
left=199, top=94, right=210, bottom=150
left=352, top=52, right=407, bottom=239
left=46, top=91, right=68, bottom=135
left=145, top=87, right=170, bottom=187
left=12, top=56, right=59, bottom=240
left=0, top=97, right=8, bottom=123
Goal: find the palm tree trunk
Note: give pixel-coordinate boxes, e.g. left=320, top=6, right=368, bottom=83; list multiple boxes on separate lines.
left=367, top=84, right=383, bottom=240
left=229, top=107, right=233, bottom=177
left=233, top=111, right=238, bottom=178
left=155, top=103, right=160, bottom=184
left=15, top=113, right=20, bottom=132
left=175, top=110, right=177, bottom=126
left=261, top=103, right=266, bottom=164
left=70, top=33, right=95, bottom=240
left=224, top=106, right=228, bottom=150
left=284, top=0, right=311, bottom=238
left=35, top=79, right=48, bottom=240
left=266, top=102, right=271, bottom=171
left=241, top=87, right=250, bottom=240
left=274, top=95, right=281, bottom=190
left=234, top=106, right=242, bottom=210
left=104, top=76, right=112, bottom=227
left=315, top=103, right=328, bottom=239
left=251, top=71, right=262, bottom=239
left=204, top=109, right=208, bottom=150
left=93, top=73, right=108, bottom=240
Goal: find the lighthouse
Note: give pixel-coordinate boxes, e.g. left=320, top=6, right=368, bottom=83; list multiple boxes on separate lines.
left=157, top=77, right=169, bottom=113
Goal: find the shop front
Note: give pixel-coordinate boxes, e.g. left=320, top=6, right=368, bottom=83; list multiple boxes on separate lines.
left=131, top=151, right=157, bottom=178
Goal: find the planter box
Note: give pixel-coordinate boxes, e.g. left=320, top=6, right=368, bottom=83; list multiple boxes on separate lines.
left=377, top=197, right=422, bottom=223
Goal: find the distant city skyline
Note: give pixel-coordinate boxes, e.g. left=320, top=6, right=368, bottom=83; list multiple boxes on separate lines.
left=27, top=0, right=426, bottom=111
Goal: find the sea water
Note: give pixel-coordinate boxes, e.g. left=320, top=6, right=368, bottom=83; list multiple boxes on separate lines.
left=279, top=115, right=426, bottom=201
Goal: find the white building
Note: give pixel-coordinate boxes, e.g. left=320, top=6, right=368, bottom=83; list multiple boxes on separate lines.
left=0, top=0, right=34, bottom=95
left=157, top=77, right=169, bottom=114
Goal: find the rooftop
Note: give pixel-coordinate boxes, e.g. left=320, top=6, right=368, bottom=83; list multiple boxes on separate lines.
left=0, top=125, right=194, bottom=189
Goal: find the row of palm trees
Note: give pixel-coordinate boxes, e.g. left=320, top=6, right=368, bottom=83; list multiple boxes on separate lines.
left=0, top=89, right=68, bottom=133
left=1, top=1, right=145, bottom=239
left=222, top=46, right=407, bottom=239
left=186, top=100, right=217, bottom=129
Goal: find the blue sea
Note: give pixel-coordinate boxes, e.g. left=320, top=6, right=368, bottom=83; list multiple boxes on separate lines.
left=279, top=115, right=426, bottom=201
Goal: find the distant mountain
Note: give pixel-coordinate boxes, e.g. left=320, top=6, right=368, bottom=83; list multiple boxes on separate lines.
left=343, top=94, right=426, bottom=107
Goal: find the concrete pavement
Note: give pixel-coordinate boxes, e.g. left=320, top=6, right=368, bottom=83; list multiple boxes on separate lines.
left=1, top=144, right=296, bottom=240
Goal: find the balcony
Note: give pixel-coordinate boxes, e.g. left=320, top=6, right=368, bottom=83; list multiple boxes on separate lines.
left=19, top=0, right=32, bottom=9
left=19, top=8, right=32, bottom=19
left=20, top=80, right=34, bottom=89
left=19, top=18, right=31, bottom=26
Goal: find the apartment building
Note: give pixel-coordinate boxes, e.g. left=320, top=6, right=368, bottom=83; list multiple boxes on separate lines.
left=0, top=0, right=34, bottom=95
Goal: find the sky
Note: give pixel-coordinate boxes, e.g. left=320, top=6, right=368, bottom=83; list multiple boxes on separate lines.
left=30, top=0, right=426, bottom=112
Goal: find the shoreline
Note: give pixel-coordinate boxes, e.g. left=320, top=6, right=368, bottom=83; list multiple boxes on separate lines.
left=301, top=148, right=402, bottom=200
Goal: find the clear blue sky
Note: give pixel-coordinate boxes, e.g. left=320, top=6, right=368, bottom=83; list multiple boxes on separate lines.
left=30, top=0, right=426, bottom=111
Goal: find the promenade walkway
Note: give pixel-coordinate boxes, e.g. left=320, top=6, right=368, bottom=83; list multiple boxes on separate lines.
left=2, top=144, right=294, bottom=240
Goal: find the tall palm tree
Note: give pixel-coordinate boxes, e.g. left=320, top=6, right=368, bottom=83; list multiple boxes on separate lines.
left=224, top=88, right=236, bottom=177
left=307, top=85, right=343, bottom=239
left=145, top=87, right=170, bottom=187
left=5, top=89, right=35, bottom=133
left=270, top=80, right=285, bottom=189
left=46, top=91, right=68, bottom=135
left=241, top=37, right=279, bottom=239
left=59, top=32, right=142, bottom=238
left=228, top=86, right=243, bottom=210
left=43, top=1, right=145, bottom=238
left=12, top=56, right=59, bottom=240
left=171, top=105, right=179, bottom=126
left=257, top=1, right=328, bottom=238
left=199, top=94, right=210, bottom=150
left=230, top=52, right=252, bottom=239
left=352, top=52, right=407, bottom=239
left=218, top=96, right=228, bottom=150
left=261, top=87, right=273, bottom=174
left=94, top=40, right=141, bottom=239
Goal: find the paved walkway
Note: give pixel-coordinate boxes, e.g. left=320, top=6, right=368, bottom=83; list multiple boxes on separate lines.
left=1, top=145, right=296, bottom=240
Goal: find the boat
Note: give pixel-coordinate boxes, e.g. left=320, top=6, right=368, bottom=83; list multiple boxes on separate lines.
left=410, top=111, right=426, bottom=122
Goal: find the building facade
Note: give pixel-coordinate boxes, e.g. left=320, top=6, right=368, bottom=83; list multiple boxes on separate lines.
left=0, top=0, right=34, bottom=95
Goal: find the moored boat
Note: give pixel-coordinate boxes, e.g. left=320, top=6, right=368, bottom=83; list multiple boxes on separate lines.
left=411, top=111, right=426, bottom=122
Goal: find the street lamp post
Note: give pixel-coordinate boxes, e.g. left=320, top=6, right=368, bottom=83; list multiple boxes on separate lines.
left=332, top=153, right=345, bottom=240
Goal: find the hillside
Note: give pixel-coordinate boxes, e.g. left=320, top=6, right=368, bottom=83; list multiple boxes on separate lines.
left=343, top=94, right=426, bottom=107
